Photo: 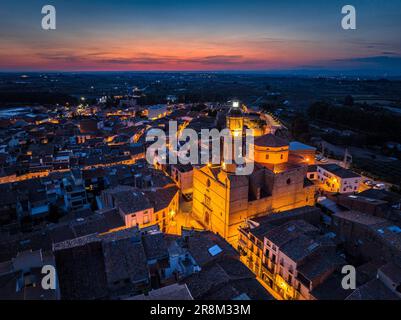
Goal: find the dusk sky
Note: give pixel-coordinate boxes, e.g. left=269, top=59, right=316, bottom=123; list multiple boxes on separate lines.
left=1, top=0, right=401, bottom=74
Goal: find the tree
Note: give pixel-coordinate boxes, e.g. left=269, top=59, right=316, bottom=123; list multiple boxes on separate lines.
left=260, top=103, right=276, bottom=113
left=308, top=101, right=330, bottom=119
left=344, top=95, right=354, bottom=107
left=291, top=116, right=310, bottom=142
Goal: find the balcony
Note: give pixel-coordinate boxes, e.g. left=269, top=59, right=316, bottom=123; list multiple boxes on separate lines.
left=202, top=201, right=212, bottom=211
left=238, top=237, right=247, bottom=248
left=261, top=261, right=275, bottom=275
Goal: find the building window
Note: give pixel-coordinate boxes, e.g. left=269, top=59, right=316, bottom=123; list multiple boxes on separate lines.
left=204, top=211, right=210, bottom=225
left=204, top=195, right=211, bottom=207
left=288, top=274, right=292, bottom=285
left=286, top=178, right=291, bottom=185
left=309, top=174, right=314, bottom=179
left=280, top=154, right=283, bottom=160
left=265, top=154, right=269, bottom=160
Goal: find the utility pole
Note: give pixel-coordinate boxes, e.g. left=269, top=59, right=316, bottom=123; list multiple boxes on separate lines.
left=343, top=148, right=352, bottom=169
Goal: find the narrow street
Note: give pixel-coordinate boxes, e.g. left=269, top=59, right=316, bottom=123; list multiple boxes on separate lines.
left=256, top=277, right=283, bottom=300
left=166, top=195, right=204, bottom=235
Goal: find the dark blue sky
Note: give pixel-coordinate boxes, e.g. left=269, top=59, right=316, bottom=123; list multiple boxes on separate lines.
left=1, top=0, right=400, bottom=74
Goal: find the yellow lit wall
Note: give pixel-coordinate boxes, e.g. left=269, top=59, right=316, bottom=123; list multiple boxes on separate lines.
left=250, top=145, right=289, bottom=165
left=192, top=164, right=316, bottom=246
left=227, top=116, right=244, bottom=136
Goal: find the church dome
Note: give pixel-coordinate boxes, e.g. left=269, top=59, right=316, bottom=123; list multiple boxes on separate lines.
left=251, top=134, right=289, bottom=165
left=253, top=134, right=288, bottom=148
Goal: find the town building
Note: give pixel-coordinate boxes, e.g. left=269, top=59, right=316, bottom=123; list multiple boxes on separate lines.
left=332, top=210, right=401, bottom=264
left=289, top=141, right=316, bottom=165
left=346, top=262, right=401, bottom=300
left=238, top=206, right=346, bottom=300
left=171, top=163, right=194, bottom=196
left=100, top=185, right=179, bottom=232
left=0, top=249, right=60, bottom=300
left=178, top=229, right=274, bottom=300
left=317, top=163, right=361, bottom=193
left=147, top=104, right=168, bottom=120
left=192, top=103, right=316, bottom=245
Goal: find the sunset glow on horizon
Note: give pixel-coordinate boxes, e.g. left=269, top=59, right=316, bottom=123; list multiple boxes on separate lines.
left=1, top=0, right=401, bottom=74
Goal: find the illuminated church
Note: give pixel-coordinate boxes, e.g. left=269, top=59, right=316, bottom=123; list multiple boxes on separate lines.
left=192, top=102, right=316, bottom=245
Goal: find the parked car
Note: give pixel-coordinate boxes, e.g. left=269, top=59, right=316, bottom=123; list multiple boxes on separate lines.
left=363, top=179, right=375, bottom=187
left=315, top=154, right=323, bottom=161
left=373, top=183, right=386, bottom=190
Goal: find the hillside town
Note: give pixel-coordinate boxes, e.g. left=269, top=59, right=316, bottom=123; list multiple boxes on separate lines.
left=1, top=93, right=400, bottom=300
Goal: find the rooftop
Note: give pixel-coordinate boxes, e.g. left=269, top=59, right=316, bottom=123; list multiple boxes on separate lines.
left=289, top=141, right=316, bottom=151
left=333, top=210, right=387, bottom=226
left=346, top=278, right=400, bottom=300
left=129, top=283, right=193, bottom=300
left=318, top=163, right=361, bottom=179
left=253, top=134, right=289, bottom=148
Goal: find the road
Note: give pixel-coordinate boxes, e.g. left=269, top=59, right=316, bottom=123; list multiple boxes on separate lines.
left=165, top=195, right=204, bottom=235
left=314, top=157, right=391, bottom=192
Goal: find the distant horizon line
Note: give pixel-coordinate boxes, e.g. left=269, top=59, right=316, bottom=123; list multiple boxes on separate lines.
left=0, top=70, right=400, bottom=78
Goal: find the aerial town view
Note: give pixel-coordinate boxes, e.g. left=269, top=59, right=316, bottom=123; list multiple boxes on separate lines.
left=0, top=0, right=401, bottom=311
